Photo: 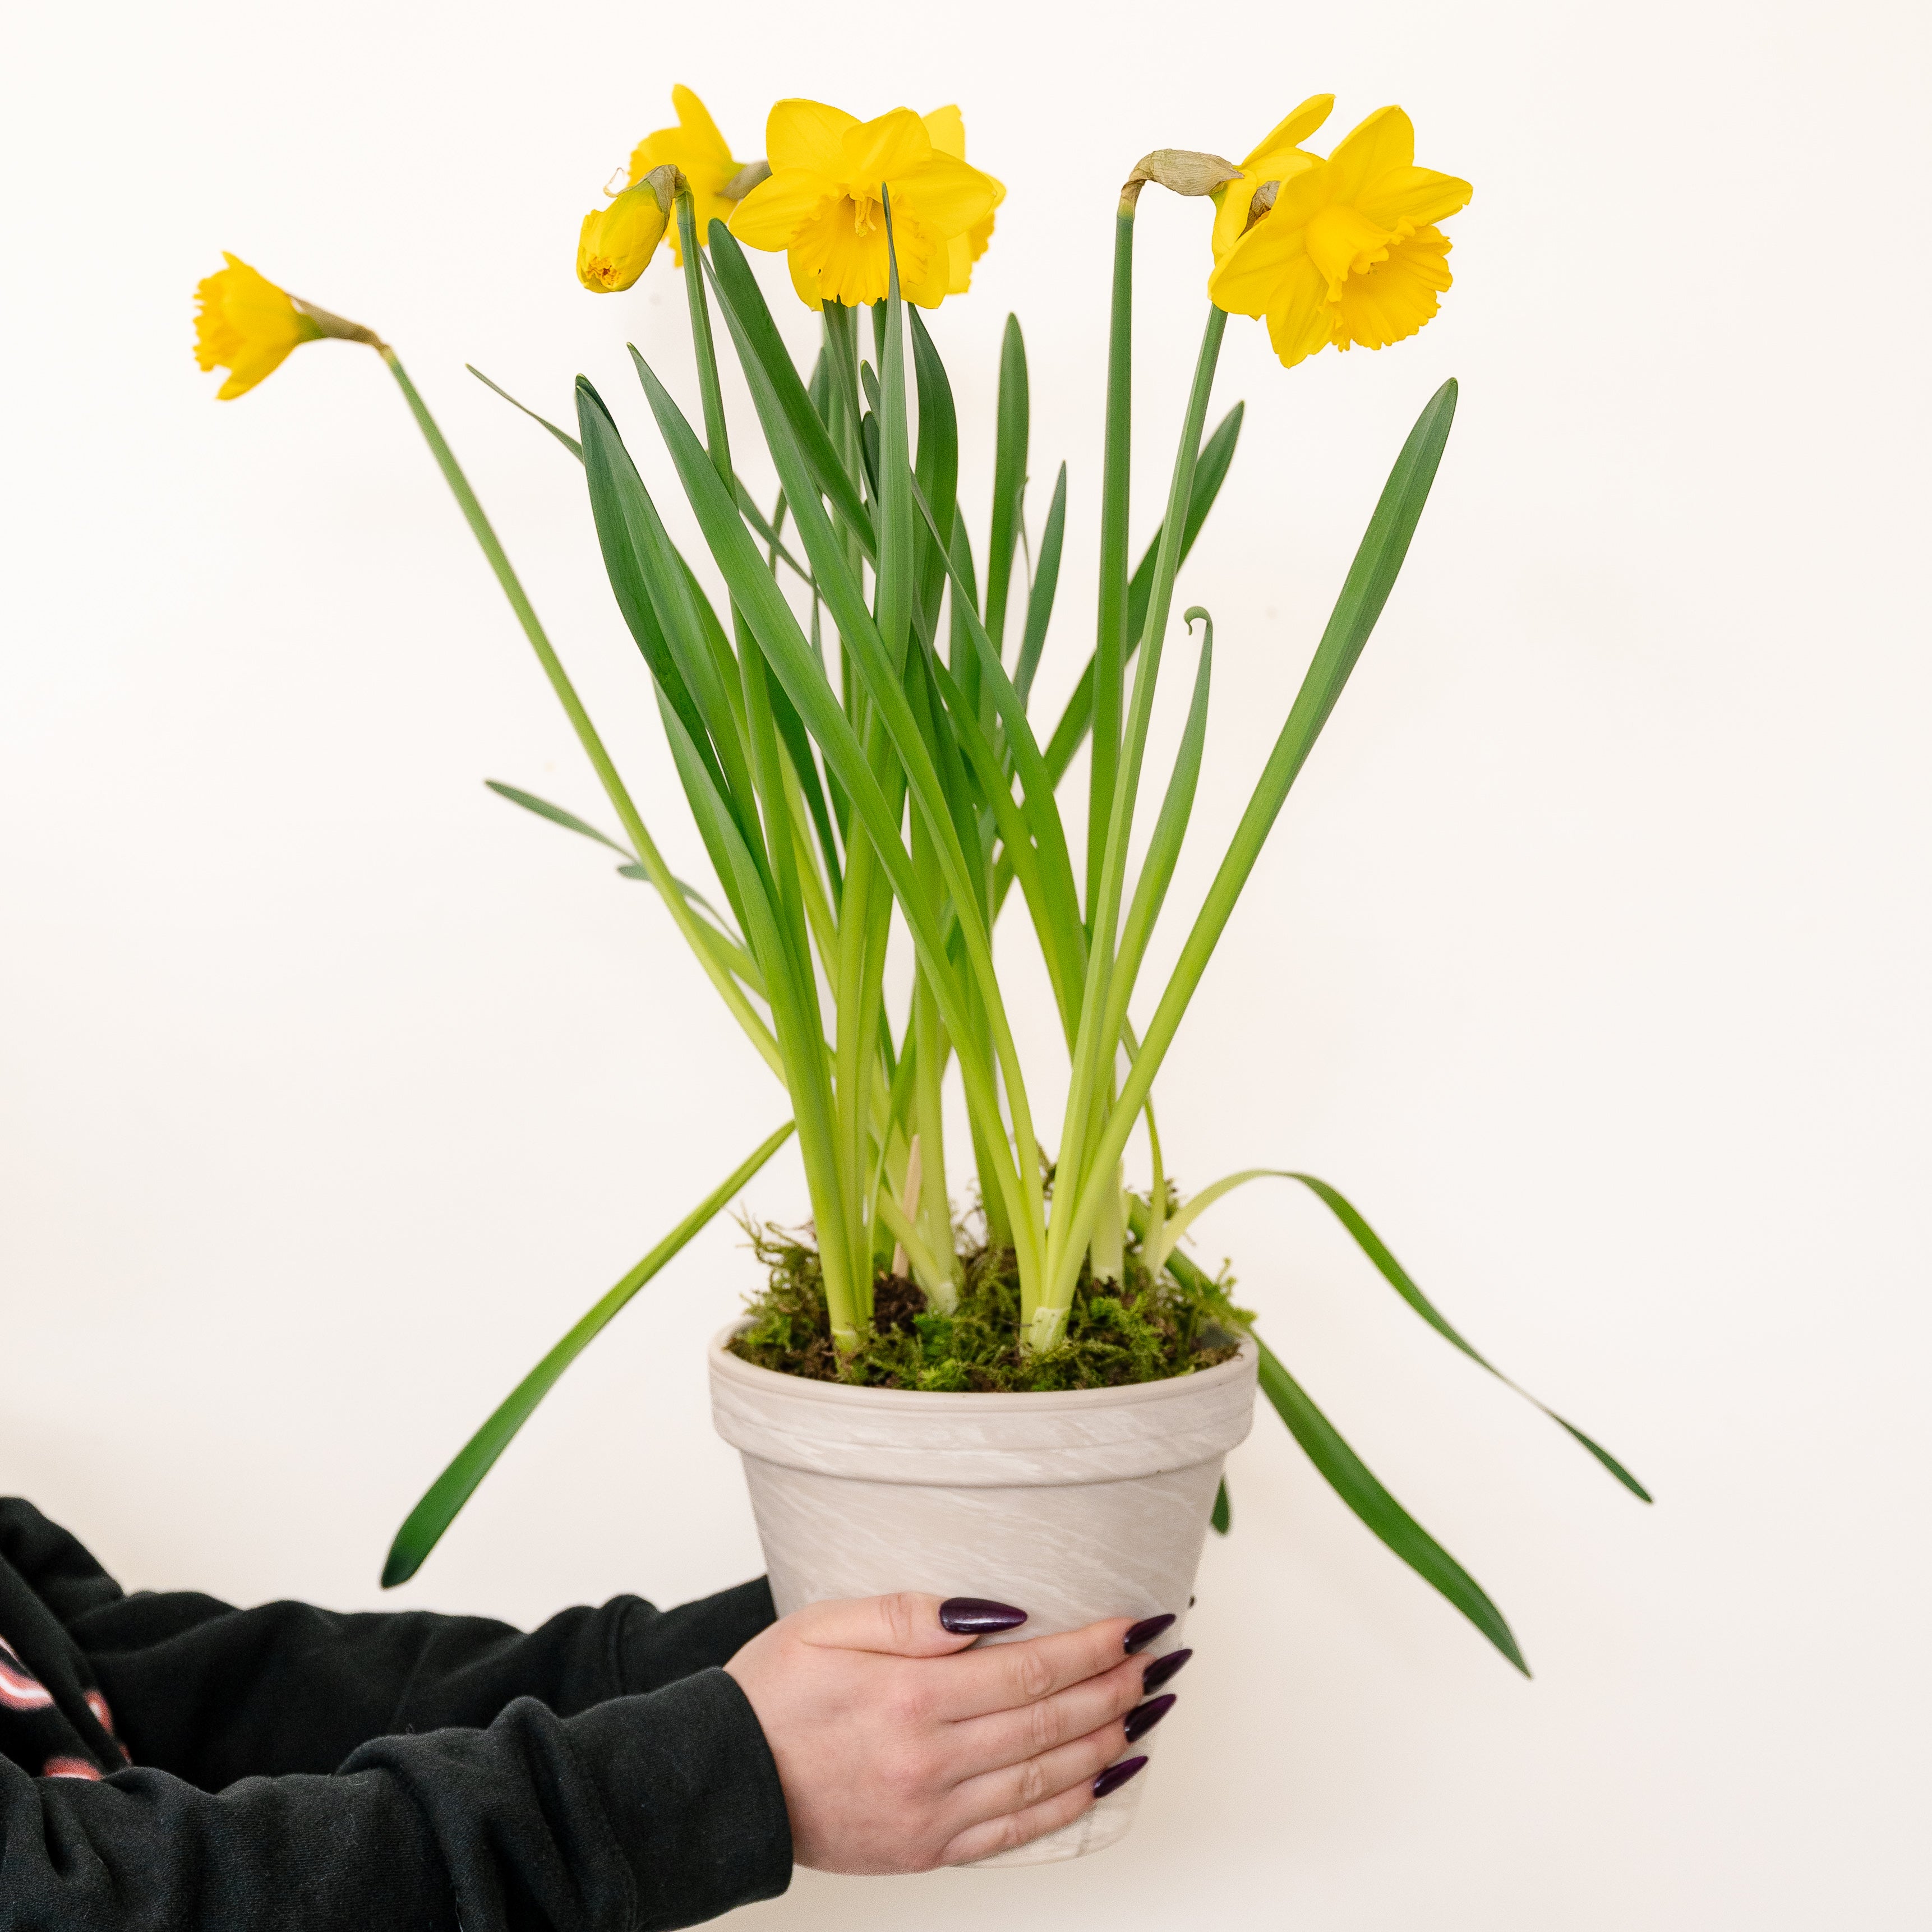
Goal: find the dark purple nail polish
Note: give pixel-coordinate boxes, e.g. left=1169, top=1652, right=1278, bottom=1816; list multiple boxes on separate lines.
left=1123, top=1613, right=1175, bottom=1655
left=939, top=1597, right=1029, bottom=1634
left=1092, top=1755, right=1149, bottom=1799
left=1139, top=1647, right=1193, bottom=1692
left=1123, top=1693, right=1176, bottom=1744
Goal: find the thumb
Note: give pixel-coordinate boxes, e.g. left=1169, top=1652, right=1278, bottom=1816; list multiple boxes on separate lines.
left=793, top=1592, right=1029, bottom=1658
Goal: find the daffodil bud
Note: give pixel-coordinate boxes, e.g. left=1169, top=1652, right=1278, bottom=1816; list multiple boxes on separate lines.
left=1120, top=148, right=1243, bottom=212
left=577, top=165, right=679, bottom=293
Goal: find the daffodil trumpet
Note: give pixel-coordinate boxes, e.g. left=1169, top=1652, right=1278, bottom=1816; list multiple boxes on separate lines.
left=193, top=91, right=1649, bottom=1663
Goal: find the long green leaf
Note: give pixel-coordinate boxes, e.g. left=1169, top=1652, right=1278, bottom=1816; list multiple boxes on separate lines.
left=485, top=778, right=628, bottom=854
left=467, top=363, right=809, bottom=588
left=380, top=1121, right=796, bottom=1587
left=1015, top=462, right=1067, bottom=708
left=468, top=365, right=583, bottom=459
left=909, top=307, right=960, bottom=652
left=483, top=777, right=755, bottom=983
left=704, top=225, right=874, bottom=554
left=1136, top=1202, right=1524, bottom=1667
left=1182, top=1170, right=1652, bottom=1502
left=1255, top=1335, right=1529, bottom=1674
left=983, top=314, right=1030, bottom=657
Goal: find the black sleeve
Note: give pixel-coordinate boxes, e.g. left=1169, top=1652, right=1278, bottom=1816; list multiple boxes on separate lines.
left=0, top=1495, right=774, bottom=1788
left=71, top=1581, right=777, bottom=1788
left=0, top=1669, right=792, bottom=1932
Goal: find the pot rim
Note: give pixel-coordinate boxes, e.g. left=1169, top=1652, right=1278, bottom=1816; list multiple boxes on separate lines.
left=709, top=1318, right=1258, bottom=1415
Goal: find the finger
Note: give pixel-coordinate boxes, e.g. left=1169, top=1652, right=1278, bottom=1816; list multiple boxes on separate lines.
left=929, top=1616, right=1141, bottom=1719
left=944, top=1656, right=1147, bottom=1777
left=938, top=1776, right=1095, bottom=1866
left=790, top=1592, right=982, bottom=1659
left=943, top=1717, right=1128, bottom=1837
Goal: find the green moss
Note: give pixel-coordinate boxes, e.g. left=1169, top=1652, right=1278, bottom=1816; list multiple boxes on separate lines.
left=728, top=1224, right=1249, bottom=1391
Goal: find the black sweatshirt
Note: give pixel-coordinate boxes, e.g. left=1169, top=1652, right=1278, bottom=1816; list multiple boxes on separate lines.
left=0, top=1499, right=792, bottom=1929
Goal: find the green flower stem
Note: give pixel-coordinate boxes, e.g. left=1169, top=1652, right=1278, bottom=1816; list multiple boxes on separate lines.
left=1043, top=306, right=1227, bottom=1322
left=676, top=197, right=732, bottom=485
left=380, top=351, right=783, bottom=1078
left=1088, top=207, right=1135, bottom=928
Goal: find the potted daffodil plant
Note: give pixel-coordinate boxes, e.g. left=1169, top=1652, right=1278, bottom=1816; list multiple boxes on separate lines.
left=194, top=85, right=1648, bottom=1862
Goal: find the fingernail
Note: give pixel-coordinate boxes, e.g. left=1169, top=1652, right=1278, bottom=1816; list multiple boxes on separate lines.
left=1139, top=1647, right=1193, bottom=1692
left=939, top=1597, right=1029, bottom=1634
left=1123, top=1693, right=1176, bottom=1743
left=1092, top=1755, right=1149, bottom=1799
left=1123, top=1613, right=1175, bottom=1654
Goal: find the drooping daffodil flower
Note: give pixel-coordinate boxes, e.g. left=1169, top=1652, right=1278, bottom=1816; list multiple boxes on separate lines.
left=193, top=255, right=382, bottom=399
left=730, top=100, right=1004, bottom=309
left=577, top=166, right=677, bottom=292
left=1207, top=95, right=1335, bottom=263
left=1208, top=105, right=1472, bottom=369
left=625, top=86, right=759, bottom=268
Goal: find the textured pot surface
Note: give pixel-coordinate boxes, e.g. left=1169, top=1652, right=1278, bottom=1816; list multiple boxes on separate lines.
left=709, top=1326, right=1258, bottom=1865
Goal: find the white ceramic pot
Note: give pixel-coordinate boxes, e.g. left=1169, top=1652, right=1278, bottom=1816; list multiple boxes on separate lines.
left=708, top=1325, right=1259, bottom=1865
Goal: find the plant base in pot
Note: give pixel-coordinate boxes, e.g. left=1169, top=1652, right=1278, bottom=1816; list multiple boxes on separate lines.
left=709, top=1323, right=1259, bottom=1865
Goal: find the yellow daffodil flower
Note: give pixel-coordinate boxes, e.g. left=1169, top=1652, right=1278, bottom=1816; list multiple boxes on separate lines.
left=1207, top=94, right=1335, bottom=263
left=626, top=86, right=749, bottom=268
left=921, top=105, right=997, bottom=297
left=578, top=168, right=675, bottom=292
left=1208, top=105, right=1472, bottom=370
left=730, top=99, right=1004, bottom=309
left=193, top=255, right=324, bottom=400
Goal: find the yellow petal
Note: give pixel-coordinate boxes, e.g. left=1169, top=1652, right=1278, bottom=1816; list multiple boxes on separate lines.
left=1324, top=106, right=1416, bottom=205
left=213, top=339, right=303, bottom=400
left=1328, top=225, right=1452, bottom=351
left=670, top=85, right=734, bottom=168
left=890, top=152, right=1002, bottom=238
left=787, top=246, right=823, bottom=310
left=1207, top=163, right=1326, bottom=315
left=768, top=98, right=858, bottom=173
left=729, top=170, right=834, bottom=251
left=840, top=107, right=932, bottom=192
left=625, top=86, right=747, bottom=266
left=923, top=104, right=966, bottom=160
left=1263, top=259, right=1334, bottom=369
left=193, top=254, right=320, bottom=399
left=944, top=230, right=973, bottom=295
left=1210, top=174, right=1257, bottom=262
left=1241, top=94, right=1335, bottom=169
left=1210, top=150, right=1319, bottom=261
left=1357, top=165, right=1472, bottom=232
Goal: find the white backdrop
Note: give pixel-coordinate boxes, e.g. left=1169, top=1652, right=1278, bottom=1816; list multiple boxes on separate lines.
left=3, top=1, right=1928, bottom=1924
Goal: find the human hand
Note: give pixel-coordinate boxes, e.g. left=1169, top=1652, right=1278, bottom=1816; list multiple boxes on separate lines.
left=724, top=1592, right=1160, bottom=1871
